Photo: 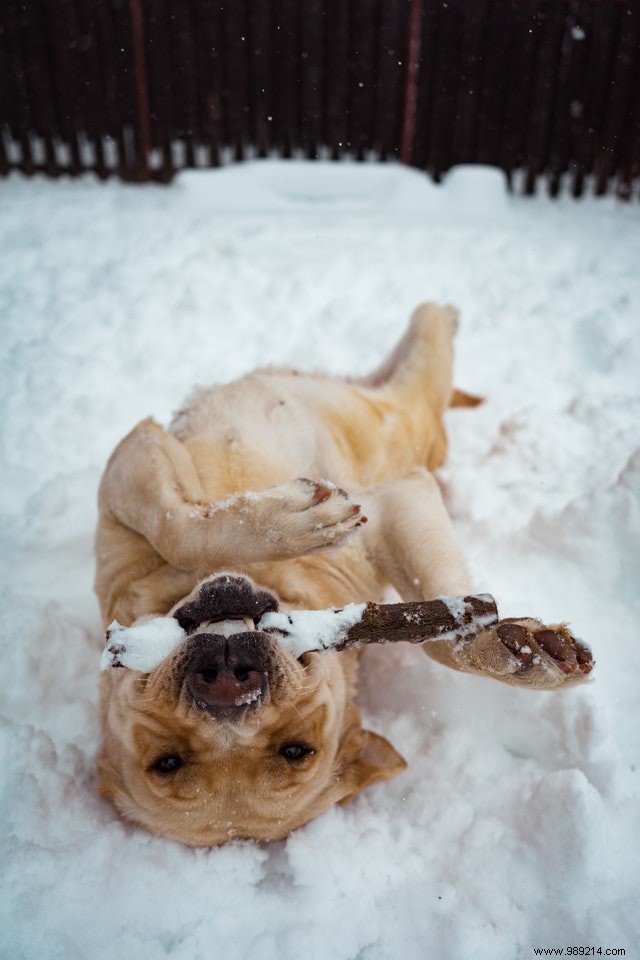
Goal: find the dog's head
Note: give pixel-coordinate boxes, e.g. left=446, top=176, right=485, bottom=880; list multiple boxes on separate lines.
left=97, top=574, right=406, bottom=846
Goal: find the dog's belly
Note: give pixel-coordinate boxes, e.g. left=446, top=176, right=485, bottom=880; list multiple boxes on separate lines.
left=170, top=375, right=327, bottom=497
left=168, top=376, right=388, bottom=608
left=169, top=372, right=417, bottom=499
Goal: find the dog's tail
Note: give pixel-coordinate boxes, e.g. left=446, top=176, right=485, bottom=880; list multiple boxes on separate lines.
left=450, top=388, right=484, bottom=408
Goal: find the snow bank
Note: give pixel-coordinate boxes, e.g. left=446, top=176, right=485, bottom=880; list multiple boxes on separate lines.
left=1, top=160, right=639, bottom=960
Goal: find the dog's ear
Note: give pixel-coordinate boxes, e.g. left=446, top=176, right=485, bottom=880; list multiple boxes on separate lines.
left=333, top=729, right=407, bottom=806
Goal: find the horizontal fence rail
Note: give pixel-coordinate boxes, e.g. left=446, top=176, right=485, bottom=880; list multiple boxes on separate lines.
left=1, top=0, right=639, bottom=197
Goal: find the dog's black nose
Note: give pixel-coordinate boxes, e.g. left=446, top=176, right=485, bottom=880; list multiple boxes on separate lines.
left=184, top=634, right=269, bottom=715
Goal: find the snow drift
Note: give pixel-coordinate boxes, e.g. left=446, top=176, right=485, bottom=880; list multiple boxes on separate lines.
left=1, top=162, right=639, bottom=960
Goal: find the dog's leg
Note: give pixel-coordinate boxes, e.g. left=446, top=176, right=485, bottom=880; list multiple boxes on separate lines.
left=361, top=468, right=472, bottom=602
left=98, top=418, right=364, bottom=576
left=361, top=470, right=591, bottom=689
left=362, top=302, right=460, bottom=472
left=364, top=301, right=458, bottom=398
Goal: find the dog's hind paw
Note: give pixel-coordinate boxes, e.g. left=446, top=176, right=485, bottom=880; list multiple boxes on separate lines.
left=410, top=301, right=460, bottom=340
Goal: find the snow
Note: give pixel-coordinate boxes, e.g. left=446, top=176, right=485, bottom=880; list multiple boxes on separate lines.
left=437, top=594, right=469, bottom=620
left=1, top=160, right=639, bottom=959
left=258, top=602, right=367, bottom=656
left=433, top=593, right=500, bottom=645
left=101, top=617, right=186, bottom=672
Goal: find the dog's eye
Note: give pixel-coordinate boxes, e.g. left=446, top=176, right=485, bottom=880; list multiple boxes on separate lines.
left=279, top=742, right=315, bottom=763
left=149, top=754, right=184, bottom=775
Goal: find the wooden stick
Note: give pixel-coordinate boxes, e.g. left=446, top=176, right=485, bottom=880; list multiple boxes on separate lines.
left=257, top=594, right=499, bottom=657
left=101, top=593, right=500, bottom=671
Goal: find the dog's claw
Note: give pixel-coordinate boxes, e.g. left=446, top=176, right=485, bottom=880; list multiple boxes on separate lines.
left=311, top=484, right=333, bottom=504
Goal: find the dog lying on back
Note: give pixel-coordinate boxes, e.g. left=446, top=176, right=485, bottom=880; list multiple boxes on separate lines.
left=95, top=304, right=591, bottom=845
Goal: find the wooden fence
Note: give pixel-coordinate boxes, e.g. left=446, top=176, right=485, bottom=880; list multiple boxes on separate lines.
left=1, top=0, right=639, bottom=197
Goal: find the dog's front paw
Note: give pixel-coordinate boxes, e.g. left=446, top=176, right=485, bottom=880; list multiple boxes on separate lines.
left=410, top=301, right=460, bottom=340
left=470, top=618, right=594, bottom=689
left=263, top=478, right=366, bottom=554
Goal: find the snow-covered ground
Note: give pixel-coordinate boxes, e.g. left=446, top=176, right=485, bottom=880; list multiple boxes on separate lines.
left=1, top=161, right=639, bottom=960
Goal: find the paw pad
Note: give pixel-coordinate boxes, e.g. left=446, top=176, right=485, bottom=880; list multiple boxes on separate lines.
left=496, top=623, right=534, bottom=664
left=496, top=619, right=594, bottom=679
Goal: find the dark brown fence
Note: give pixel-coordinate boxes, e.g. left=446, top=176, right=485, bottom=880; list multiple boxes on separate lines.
left=1, top=0, right=639, bottom=197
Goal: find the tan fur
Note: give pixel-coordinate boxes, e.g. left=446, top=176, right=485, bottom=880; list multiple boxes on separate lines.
left=95, top=302, right=586, bottom=846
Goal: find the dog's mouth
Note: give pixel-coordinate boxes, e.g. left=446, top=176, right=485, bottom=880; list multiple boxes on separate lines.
left=194, top=616, right=256, bottom=637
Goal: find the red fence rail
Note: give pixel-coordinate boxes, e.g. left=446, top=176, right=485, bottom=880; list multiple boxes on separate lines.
left=1, top=0, right=639, bottom=196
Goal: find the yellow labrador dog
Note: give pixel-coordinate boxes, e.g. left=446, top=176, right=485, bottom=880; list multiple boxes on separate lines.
left=95, top=303, right=592, bottom=845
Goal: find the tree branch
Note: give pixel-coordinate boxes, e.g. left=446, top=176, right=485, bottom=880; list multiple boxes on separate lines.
left=257, top=594, right=499, bottom=656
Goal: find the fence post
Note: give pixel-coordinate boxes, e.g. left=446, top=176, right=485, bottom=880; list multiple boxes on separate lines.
left=129, top=0, right=151, bottom=179
left=400, top=0, right=422, bottom=164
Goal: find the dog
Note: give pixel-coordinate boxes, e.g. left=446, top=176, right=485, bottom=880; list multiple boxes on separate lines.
left=95, top=303, right=592, bottom=846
